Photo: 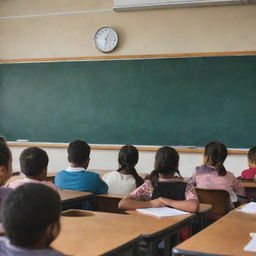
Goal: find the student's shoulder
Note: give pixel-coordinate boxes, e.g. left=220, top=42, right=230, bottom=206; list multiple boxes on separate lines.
left=102, top=170, right=119, bottom=179
left=85, top=170, right=101, bottom=178
left=44, top=248, right=67, bottom=256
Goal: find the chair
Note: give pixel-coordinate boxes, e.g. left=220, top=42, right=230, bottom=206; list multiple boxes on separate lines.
left=195, top=188, right=230, bottom=224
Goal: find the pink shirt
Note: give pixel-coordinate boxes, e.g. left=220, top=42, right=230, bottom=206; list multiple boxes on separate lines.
left=131, top=178, right=198, bottom=201
left=241, top=167, right=256, bottom=179
left=191, top=165, right=245, bottom=199
left=7, top=178, right=58, bottom=192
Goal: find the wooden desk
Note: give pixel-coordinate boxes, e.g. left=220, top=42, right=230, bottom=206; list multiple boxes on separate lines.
left=173, top=207, right=256, bottom=256
left=239, top=179, right=256, bottom=201
left=52, top=210, right=194, bottom=256
left=94, top=193, right=124, bottom=213
left=59, top=189, right=93, bottom=209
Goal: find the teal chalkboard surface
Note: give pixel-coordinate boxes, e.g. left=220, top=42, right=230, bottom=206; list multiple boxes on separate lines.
left=0, top=56, right=256, bottom=147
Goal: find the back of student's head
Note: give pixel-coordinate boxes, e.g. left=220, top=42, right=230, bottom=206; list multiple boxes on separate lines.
left=0, top=135, right=7, bottom=146
left=1, top=183, right=62, bottom=247
left=68, top=140, right=90, bottom=164
left=19, top=147, right=49, bottom=177
left=248, top=146, right=256, bottom=165
left=150, top=146, right=181, bottom=187
left=117, top=144, right=143, bottom=187
left=204, top=141, right=228, bottom=176
left=0, top=142, right=12, bottom=186
left=0, top=142, right=11, bottom=169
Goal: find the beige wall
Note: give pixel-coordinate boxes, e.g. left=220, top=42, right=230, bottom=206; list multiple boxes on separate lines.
left=0, top=0, right=256, bottom=59
left=9, top=145, right=247, bottom=177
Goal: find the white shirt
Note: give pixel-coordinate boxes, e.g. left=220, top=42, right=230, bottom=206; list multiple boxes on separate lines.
left=102, top=171, right=137, bottom=195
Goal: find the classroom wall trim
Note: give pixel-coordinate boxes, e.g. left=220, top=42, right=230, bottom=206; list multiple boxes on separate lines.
left=7, top=142, right=248, bottom=154
left=0, top=8, right=113, bottom=20
left=1, top=51, right=256, bottom=64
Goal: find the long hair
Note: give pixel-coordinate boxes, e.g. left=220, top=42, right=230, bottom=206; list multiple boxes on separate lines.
left=117, top=145, right=143, bottom=187
left=204, top=141, right=228, bottom=176
left=150, top=146, right=181, bottom=188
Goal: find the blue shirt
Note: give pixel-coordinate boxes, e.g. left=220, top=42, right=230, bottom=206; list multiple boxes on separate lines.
left=0, top=237, right=66, bottom=256
left=54, top=167, right=108, bottom=194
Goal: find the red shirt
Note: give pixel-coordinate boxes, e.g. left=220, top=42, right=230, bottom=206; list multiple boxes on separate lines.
left=241, top=167, right=256, bottom=179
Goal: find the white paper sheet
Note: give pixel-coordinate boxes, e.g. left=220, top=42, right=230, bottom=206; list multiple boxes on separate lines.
left=136, top=207, right=190, bottom=218
left=237, top=202, right=256, bottom=214
left=244, top=236, right=256, bottom=252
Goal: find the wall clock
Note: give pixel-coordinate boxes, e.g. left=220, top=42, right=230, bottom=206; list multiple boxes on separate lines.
left=94, top=27, right=119, bottom=53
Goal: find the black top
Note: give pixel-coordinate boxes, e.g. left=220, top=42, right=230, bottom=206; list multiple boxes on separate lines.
left=151, top=182, right=186, bottom=200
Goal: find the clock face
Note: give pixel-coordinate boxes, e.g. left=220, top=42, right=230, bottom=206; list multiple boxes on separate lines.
left=94, top=27, right=118, bottom=53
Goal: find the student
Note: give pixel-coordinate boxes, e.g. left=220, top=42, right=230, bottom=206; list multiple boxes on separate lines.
left=102, top=144, right=144, bottom=195
left=118, top=146, right=199, bottom=213
left=189, top=141, right=245, bottom=204
left=0, top=183, right=66, bottom=256
left=7, top=147, right=57, bottom=191
left=54, top=140, right=108, bottom=194
left=240, top=146, right=256, bottom=179
left=0, top=142, right=13, bottom=216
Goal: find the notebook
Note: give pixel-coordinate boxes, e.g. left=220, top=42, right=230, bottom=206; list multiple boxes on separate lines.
left=237, top=202, right=256, bottom=214
left=136, top=207, right=190, bottom=218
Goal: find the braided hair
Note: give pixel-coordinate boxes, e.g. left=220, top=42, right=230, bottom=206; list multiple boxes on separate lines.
left=204, top=141, right=228, bottom=176
left=117, top=145, right=143, bottom=187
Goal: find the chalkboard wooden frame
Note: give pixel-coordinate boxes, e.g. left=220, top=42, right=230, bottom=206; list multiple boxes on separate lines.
left=1, top=51, right=256, bottom=148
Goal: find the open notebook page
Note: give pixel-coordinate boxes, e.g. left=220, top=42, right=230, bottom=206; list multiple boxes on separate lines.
left=136, top=207, right=190, bottom=218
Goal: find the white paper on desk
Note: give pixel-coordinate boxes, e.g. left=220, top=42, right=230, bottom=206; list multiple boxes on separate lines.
left=237, top=202, right=256, bottom=214
left=244, top=236, right=256, bottom=252
left=136, top=207, right=190, bottom=218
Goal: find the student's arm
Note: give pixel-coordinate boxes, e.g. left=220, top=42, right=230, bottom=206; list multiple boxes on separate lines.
left=95, top=175, right=108, bottom=194
left=118, top=194, right=165, bottom=210
left=158, top=197, right=199, bottom=213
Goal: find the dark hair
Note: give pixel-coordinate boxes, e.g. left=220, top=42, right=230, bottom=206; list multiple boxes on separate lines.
left=2, top=183, right=61, bottom=247
left=248, top=146, right=256, bottom=164
left=117, top=145, right=143, bottom=187
left=204, top=141, right=228, bottom=176
left=0, top=142, right=11, bottom=168
left=19, top=147, right=49, bottom=177
left=0, top=136, right=7, bottom=146
left=150, top=146, right=181, bottom=188
left=68, top=140, right=90, bottom=165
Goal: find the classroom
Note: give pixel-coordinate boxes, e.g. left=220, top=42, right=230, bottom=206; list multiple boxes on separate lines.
left=1, top=0, right=256, bottom=255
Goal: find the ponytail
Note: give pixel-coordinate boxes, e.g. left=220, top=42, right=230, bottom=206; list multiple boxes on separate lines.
left=149, top=170, right=159, bottom=189
left=214, top=161, right=227, bottom=176
left=117, top=164, right=143, bottom=187
left=204, top=141, right=228, bottom=177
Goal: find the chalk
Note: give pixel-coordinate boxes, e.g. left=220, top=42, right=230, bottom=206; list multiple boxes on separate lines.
left=16, top=139, right=29, bottom=142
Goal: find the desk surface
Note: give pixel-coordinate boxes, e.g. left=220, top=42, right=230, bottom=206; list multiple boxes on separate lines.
left=52, top=210, right=194, bottom=256
left=58, top=189, right=92, bottom=202
left=240, top=180, right=256, bottom=188
left=173, top=207, right=256, bottom=256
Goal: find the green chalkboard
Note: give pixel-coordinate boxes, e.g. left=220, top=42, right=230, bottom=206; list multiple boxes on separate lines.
left=0, top=56, right=256, bottom=147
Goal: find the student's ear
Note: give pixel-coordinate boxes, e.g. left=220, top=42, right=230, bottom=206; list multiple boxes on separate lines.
left=0, top=166, right=5, bottom=185
left=203, top=154, right=210, bottom=164
left=0, top=165, right=11, bottom=186
left=46, top=220, right=60, bottom=244
left=84, top=158, right=90, bottom=169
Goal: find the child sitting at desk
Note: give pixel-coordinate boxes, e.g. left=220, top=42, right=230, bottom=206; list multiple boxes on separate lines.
left=7, top=147, right=57, bottom=191
left=0, top=183, right=66, bottom=256
left=54, top=140, right=108, bottom=194
left=0, top=141, right=13, bottom=216
left=102, top=144, right=144, bottom=195
left=118, top=146, right=199, bottom=213
left=240, top=146, right=256, bottom=179
left=189, top=141, right=245, bottom=205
